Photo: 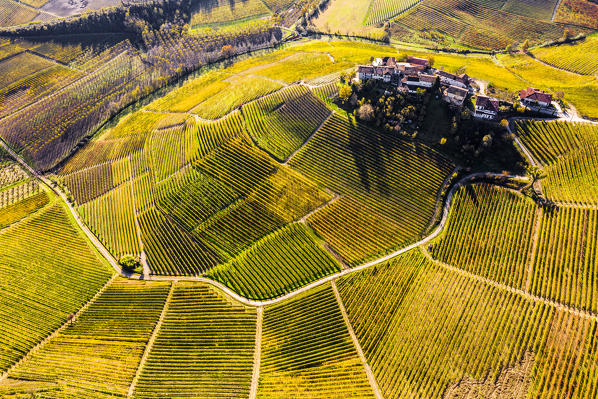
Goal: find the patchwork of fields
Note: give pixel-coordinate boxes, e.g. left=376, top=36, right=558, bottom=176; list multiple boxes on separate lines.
left=0, top=8, right=597, bottom=394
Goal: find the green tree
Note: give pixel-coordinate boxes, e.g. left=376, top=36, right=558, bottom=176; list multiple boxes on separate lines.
left=521, top=39, right=530, bottom=53
left=119, top=255, right=141, bottom=273
left=505, top=42, right=514, bottom=54
left=523, top=165, right=546, bottom=192
left=338, top=84, right=352, bottom=103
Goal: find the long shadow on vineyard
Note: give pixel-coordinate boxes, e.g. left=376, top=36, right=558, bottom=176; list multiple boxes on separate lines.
left=346, top=115, right=390, bottom=196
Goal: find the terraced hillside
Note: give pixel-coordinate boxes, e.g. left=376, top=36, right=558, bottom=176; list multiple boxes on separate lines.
left=315, top=0, right=590, bottom=49
left=515, top=120, right=598, bottom=204
left=0, top=150, right=114, bottom=375
left=0, top=27, right=598, bottom=399
left=133, top=282, right=257, bottom=398
left=51, top=41, right=458, bottom=298
left=337, top=250, right=598, bottom=398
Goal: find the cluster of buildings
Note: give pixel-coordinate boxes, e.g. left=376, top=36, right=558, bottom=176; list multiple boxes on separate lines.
left=356, top=56, right=557, bottom=121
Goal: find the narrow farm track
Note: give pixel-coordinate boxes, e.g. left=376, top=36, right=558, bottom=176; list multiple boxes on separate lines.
left=248, top=306, right=263, bottom=399
left=331, top=280, right=384, bottom=399
left=507, top=121, right=540, bottom=168
left=0, top=138, right=123, bottom=274
left=11, top=0, right=60, bottom=17
left=283, top=112, right=333, bottom=165
left=300, top=193, right=341, bottom=223
left=322, top=241, right=350, bottom=270
left=525, top=208, right=543, bottom=292
left=2, top=113, right=598, bottom=317
left=420, top=247, right=598, bottom=322
left=25, top=49, right=86, bottom=73
left=144, top=172, right=531, bottom=307
left=0, top=273, right=118, bottom=384
left=551, top=0, right=563, bottom=22
left=127, top=282, right=175, bottom=398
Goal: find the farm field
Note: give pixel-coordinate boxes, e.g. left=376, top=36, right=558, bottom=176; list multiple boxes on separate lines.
left=0, top=188, right=114, bottom=374
left=365, top=0, right=420, bottom=26
left=514, top=120, right=598, bottom=204
left=532, top=35, right=598, bottom=75
left=358, top=0, right=580, bottom=50
left=554, top=0, right=598, bottom=29
left=337, top=249, right=598, bottom=398
left=190, top=0, right=271, bottom=27
left=430, top=184, right=538, bottom=289
left=314, top=0, right=387, bottom=38
left=0, top=0, right=39, bottom=27
left=4, top=278, right=171, bottom=397
left=0, top=0, right=597, bottom=393
left=258, top=285, right=375, bottom=398
left=288, top=113, right=455, bottom=262
left=207, top=223, right=342, bottom=299
left=0, top=51, right=55, bottom=89
left=133, top=282, right=257, bottom=398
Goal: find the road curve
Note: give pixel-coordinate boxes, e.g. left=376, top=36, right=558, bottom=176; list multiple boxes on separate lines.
left=0, top=135, right=531, bottom=307
left=3, top=115, right=597, bottom=308
left=108, top=172, right=529, bottom=307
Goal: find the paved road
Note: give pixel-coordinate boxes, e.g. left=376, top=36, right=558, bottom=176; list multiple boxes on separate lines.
left=2, top=114, right=597, bottom=314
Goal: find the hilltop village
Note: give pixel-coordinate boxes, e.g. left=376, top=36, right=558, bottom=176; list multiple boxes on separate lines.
left=355, top=56, right=559, bottom=122
left=333, top=55, right=556, bottom=172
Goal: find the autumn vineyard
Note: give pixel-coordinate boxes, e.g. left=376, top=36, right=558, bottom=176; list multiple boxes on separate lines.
left=0, top=0, right=597, bottom=397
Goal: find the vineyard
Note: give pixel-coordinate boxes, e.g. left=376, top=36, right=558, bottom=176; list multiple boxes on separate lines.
left=6, top=278, right=171, bottom=398
left=533, top=36, right=598, bottom=76
left=243, top=85, right=331, bottom=161
left=190, top=0, right=271, bottom=27
left=0, top=25, right=598, bottom=399
left=365, top=0, right=420, bottom=26
left=0, top=198, right=113, bottom=374
left=0, top=0, right=39, bottom=27
left=392, top=0, right=579, bottom=50
left=258, top=285, right=375, bottom=398
left=337, top=249, right=598, bottom=398
left=289, top=113, right=455, bottom=264
left=207, top=223, right=342, bottom=299
left=554, top=0, right=598, bottom=29
left=532, top=205, right=598, bottom=313
left=430, top=184, right=538, bottom=289
left=133, top=282, right=257, bottom=398
left=515, top=120, right=598, bottom=204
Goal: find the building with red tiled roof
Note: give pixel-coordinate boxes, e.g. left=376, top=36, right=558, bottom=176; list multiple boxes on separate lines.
left=436, top=70, right=470, bottom=89
left=406, top=56, right=430, bottom=67
left=444, top=85, right=468, bottom=107
left=519, top=87, right=553, bottom=107
left=474, top=95, right=500, bottom=120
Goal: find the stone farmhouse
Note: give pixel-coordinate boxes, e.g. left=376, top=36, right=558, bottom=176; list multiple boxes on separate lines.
left=474, top=95, right=500, bottom=120
left=436, top=70, right=470, bottom=89
left=403, top=74, right=437, bottom=93
left=406, top=56, right=430, bottom=68
left=444, top=85, right=469, bottom=107
left=357, top=56, right=435, bottom=90
left=357, top=55, right=479, bottom=107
